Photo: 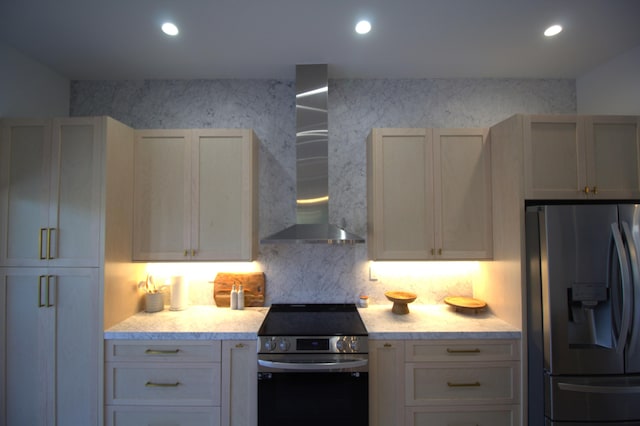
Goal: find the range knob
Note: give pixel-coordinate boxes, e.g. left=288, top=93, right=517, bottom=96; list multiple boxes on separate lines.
left=278, top=338, right=290, bottom=352
left=349, top=339, right=360, bottom=352
left=264, top=338, right=276, bottom=352
left=336, top=339, right=346, bottom=352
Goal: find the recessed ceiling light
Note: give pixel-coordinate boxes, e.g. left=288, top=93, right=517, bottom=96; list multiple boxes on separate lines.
left=355, top=20, right=371, bottom=35
left=544, top=24, right=562, bottom=37
left=161, top=22, right=179, bottom=36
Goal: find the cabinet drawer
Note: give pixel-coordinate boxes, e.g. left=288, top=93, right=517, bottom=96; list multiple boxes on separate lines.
left=405, top=339, right=519, bottom=362
left=405, top=362, right=519, bottom=405
left=105, top=340, right=221, bottom=362
left=106, top=405, right=221, bottom=426
left=106, top=362, right=221, bottom=405
left=407, top=405, right=520, bottom=426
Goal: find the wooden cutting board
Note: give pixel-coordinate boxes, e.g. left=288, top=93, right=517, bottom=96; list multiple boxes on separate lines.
left=213, top=272, right=265, bottom=307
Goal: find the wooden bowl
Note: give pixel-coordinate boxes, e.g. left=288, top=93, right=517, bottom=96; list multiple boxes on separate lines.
left=385, top=291, right=417, bottom=315
left=444, top=296, right=487, bottom=314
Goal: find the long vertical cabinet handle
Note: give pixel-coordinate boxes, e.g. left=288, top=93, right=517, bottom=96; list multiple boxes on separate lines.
left=47, top=228, right=55, bottom=259
left=611, top=223, right=632, bottom=354
left=622, top=222, right=640, bottom=357
left=39, top=228, right=47, bottom=260
left=46, top=275, right=54, bottom=307
left=38, top=275, right=46, bottom=307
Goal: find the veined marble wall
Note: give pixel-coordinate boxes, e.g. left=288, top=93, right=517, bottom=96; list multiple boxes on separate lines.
left=71, top=78, right=575, bottom=306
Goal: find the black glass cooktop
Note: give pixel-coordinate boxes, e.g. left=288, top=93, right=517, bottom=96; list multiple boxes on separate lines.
left=258, top=304, right=368, bottom=336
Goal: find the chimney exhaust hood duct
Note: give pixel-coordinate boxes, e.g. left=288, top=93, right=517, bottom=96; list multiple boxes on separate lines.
left=261, top=64, right=365, bottom=245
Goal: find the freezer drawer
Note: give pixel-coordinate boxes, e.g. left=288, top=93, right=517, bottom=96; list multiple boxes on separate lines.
left=546, top=375, right=640, bottom=422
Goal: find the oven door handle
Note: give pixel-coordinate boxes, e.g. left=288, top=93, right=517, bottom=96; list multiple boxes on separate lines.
left=258, top=358, right=368, bottom=371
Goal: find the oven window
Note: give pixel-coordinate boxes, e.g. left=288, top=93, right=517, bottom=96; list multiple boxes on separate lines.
left=258, top=372, right=368, bottom=426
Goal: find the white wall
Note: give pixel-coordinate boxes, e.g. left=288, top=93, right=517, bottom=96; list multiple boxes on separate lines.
left=577, top=44, right=640, bottom=114
left=0, top=41, right=69, bottom=117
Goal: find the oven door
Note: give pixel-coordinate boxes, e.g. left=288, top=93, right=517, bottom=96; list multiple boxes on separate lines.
left=258, top=355, right=368, bottom=426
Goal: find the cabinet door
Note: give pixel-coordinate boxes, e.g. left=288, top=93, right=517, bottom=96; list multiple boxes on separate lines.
left=370, top=340, right=405, bottom=426
left=133, top=130, right=191, bottom=260
left=193, top=130, right=257, bottom=260
left=585, top=115, right=640, bottom=199
left=367, top=129, right=434, bottom=260
left=49, top=118, right=103, bottom=267
left=52, top=268, right=100, bottom=426
left=433, top=129, right=492, bottom=259
left=523, top=115, right=586, bottom=199
left=0, top=267, right=99, bottom=426
left=0, top=120, right=52, bottom=266
left=0, top=118, right=102, bottom=267
left=221, top=340, right=257, bottom=426
left=1, top=268, right=50, bottom=425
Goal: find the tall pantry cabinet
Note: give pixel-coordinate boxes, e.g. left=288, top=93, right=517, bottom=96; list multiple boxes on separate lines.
left=0, top=117, right=144, bottom=426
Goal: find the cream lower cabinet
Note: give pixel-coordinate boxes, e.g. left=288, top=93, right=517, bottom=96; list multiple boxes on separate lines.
left=0, top=267, right=100, bottom=426
left=369, top=339, right=521, bottom=426
left=105, top=340, right=222, bottom=426
left=221, top=340, right=257, bottom=426
left=133, top=129, right=259, bottom=261
left=519, top=115, right=640, bottom=199
left=405, top=339, right=520, bottom=426
left=105, top=339, right=257, bottom=426
left=367, top=128, right=492, bottom=260
left=369, top=340, right=405, bottom=426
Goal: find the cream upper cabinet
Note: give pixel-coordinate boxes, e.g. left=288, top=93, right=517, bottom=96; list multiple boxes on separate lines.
left=133, top=129, right=259, bottom=261
left=367, top=128, right=492, bottom=260
left=0, top=118, right=103, bottom=267
left=524, top=115, right=640, bottom=199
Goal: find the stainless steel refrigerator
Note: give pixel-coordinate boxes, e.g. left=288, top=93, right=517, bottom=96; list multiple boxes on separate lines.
left=526, top=203, right=640, bottom=425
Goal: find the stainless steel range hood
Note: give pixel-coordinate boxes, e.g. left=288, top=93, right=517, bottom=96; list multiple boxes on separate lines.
left=261, top=64, right=365, bottom=245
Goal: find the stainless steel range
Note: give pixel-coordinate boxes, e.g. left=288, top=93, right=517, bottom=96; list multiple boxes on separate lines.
left=257, top=303, right=369, bottom=426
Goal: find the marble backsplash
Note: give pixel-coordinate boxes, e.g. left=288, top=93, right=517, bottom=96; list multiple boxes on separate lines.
left=71, top=77, right=576, bottom=307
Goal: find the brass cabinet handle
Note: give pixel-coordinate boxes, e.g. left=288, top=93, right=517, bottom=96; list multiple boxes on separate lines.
left=446, top=348, right=481, bottom=354
left=145, top=381, right=180, bottom=388
left=39, top=228, right=47, bottom=259
left=447, top=381, right=481, bottom=387
left=46, top=275, right=54, bottom=307
left=39, top=228, right=55, bottom=260
left=431, top=248, right=435, bottom=255
left=191, top=249, right=196, bottom=257
left=592, top=186, right=598, bottom=194
left=184, top=249, right=188, bottom=257
left=235, top=343, right=245, bottom=348
left=383, top=343, right=393, bottom=348
left=584, top=186, right=590, bottom=194
left=145, top=349, right=180, bottom=355
left=38, top=275, right=46, bottom=307
left=438, top=248, right=442, bottom=255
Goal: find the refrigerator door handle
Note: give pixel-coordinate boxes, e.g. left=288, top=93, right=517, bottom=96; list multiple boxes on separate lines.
left=558, top=381, right=640, bottom=395
left=622, top=221, right=640, bottom=358
left=611, top=223, right=633, bottom=354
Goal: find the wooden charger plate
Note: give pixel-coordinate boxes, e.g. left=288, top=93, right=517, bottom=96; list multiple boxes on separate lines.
left=444, top=296, right=487, bottom=314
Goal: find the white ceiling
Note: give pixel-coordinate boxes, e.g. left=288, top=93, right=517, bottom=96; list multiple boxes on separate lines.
left=1, top=0, right=640, bottom=80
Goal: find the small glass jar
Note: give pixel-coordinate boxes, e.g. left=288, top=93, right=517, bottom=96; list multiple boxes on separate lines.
left=358, top=295, right=369, bottom=308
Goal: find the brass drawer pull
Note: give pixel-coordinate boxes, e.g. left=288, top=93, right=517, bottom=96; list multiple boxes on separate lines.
left=145, top=381, right=180, bottom=388
left=145, top=349, right=180, bottom=355
left=384, top=343, right=393, bottom=348
left=236, top=343, right=245, bottom=348
left=447, top=381, right=481, bottom=387
left=446, top=348, right=481, bottom=354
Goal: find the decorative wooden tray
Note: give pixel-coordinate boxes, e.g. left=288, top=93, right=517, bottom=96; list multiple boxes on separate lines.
left=444, top=296, right=487, bottom=314
left=385, top=291, right=417, bottom=315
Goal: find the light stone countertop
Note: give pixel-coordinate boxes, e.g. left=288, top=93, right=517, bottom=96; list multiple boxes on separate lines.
left=104, top=303, right=520, bottom=341
left=104, top=305, right=269, bottom=340
left=358, top=304, right=521, bottom=340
